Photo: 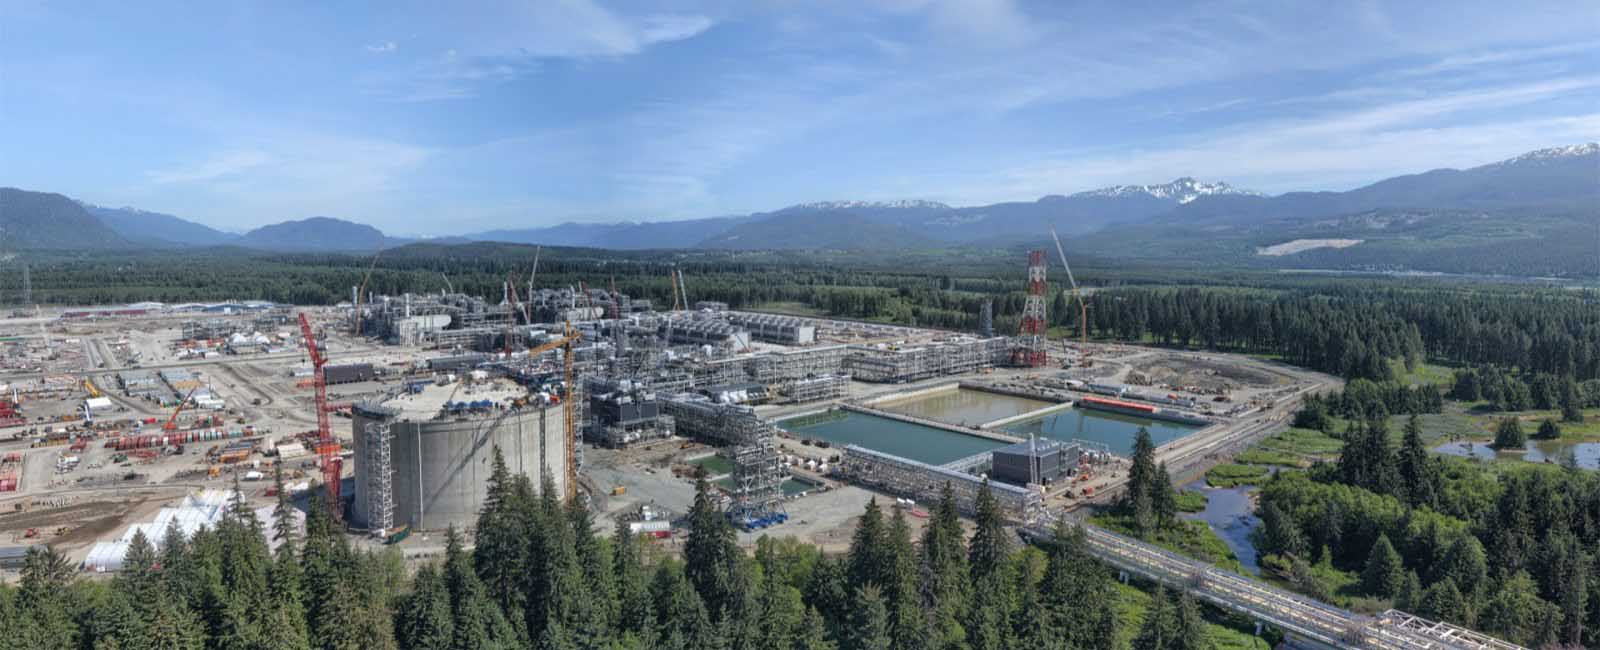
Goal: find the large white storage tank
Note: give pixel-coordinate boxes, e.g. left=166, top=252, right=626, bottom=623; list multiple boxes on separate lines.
left=350, top=381, right=567, bottom=531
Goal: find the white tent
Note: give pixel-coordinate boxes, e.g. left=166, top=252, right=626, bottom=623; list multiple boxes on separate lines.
left=82, top=490, right=302, bottom=572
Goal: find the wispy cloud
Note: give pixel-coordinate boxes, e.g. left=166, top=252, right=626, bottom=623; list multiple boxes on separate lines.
left=968, top=79, right=1600, bottom=200
left=146, top=150, right=275, bottom=184
left=361, top=2, right=715, bottom=102
left=364, top=41, right=397, bottom=54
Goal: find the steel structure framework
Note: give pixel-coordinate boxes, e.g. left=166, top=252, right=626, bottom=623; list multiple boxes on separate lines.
left=660, top=395, right=785, bottom=520
left=362, top=419, right=395, bottom=534
left=1012, top=250, right=1048, bottom=367
left=845, top=337, right=1010, bottom=383
left=1020, top=518, right=1528, bottom=650
left=836, top=444, right=1042, bottom=522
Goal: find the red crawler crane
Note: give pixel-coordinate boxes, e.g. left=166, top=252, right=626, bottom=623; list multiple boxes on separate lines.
left=299, top=313, right=341, bottom=518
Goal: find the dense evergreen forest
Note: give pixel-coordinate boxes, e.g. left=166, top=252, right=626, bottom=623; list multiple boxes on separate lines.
left=1252, top=405, right=1600, bottom=648
left=0, top=453, right=1236, bottom=650
left=15, top=246, right=1598, bottom=385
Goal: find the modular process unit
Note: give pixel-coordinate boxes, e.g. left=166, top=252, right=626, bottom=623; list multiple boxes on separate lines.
left=350, top=381, right=567, bottom=532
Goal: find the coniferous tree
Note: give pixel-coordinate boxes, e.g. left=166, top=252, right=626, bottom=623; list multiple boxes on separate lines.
left=847, top=498, right=888, bottom=591
left=1479, top=571, right=1559, bottom=647
left=1559, top=376, right=1585, bottom=423
left=918, top=483, right=968, bottom=650
left=1396, top=570, right=1424, bottom=611
left=846, top=585, right=893, bottom=650
left=1253, top=502, right=1307, bottom=558
left=442, top=527, right=517, bottom=650
left=883, top=508, right=927, bottom=650
left=474, top=447, right=531, bottom=642
left=1492, top=416, right=1526, bottom=450
left=968, top=481, right=1010, bottom=583
left=1536, top=418, right=1562, bottom=440
left=1036, top=520, right=1117, bottom=649
left=396, top=564, right=454, bottom=650
left=568, top=497, right=618, bottom=643
left=1361, top=534, right=1406, bottom=600
left=1419, top=578, right=1468, bottom=626
left=1397, top=414, right=1440, bottom=509
left=611, top=519, right=655, bottom=640
left=1439, top=534, right=1489, bottom=613
left=683, top=477, right=738, bottom=620
left=1125, top=428, right=1159, bottom=537
left=266, top=465, right=311, bottom=650
left=1152, top=462, right=1177, bottom=528
left=1131, top=586, right=1176, bottom=650
left=759, top=581, right=808, bottom=650
left=1171, top=592, right=1213, bottom=650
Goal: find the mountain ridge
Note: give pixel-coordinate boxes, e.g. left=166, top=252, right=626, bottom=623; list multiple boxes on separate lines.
left=1, top=143, right=1591, bottom=259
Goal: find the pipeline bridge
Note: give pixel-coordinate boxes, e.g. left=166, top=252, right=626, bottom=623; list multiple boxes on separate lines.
left=1020, top=521, right=1525, bottom=650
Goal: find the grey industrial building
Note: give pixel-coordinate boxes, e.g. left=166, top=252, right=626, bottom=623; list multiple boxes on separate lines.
left=990, top=438, right=1080, bottom=487
left=324, top=363, right=376, bottom=385
left=585, top=377, right=674, bottom=447
left=350, top=381, right=568, bottom=532
left=724, top=313, right=816, bottom=345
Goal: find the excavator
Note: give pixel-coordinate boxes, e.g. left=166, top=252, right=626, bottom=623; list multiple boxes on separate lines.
left=162, top=387, right=200, bottom=432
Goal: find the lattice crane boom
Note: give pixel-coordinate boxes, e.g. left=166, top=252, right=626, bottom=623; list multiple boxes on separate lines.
left=298, top=313, right=341, bottom=518
left=162, top=387, right=199, bottom=432
left=1049, top=226, right=1090, bottom=362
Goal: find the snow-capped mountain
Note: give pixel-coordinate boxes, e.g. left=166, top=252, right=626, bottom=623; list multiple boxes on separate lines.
left=786, top=199, right=952, bottom=211
left=1486, top=142, right=1598, bottom=167
left=1074, top=177, right=1260, bottom=204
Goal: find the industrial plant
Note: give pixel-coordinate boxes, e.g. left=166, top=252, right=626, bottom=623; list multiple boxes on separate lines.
left=0, top=257, right=1324, bottom=584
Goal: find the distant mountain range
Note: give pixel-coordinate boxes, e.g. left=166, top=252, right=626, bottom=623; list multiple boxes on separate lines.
left=0, top=144, right=1593, bottom=275
left=0, top=188, right=129, bottom=249
left=87, top=204, right=238, bottom=246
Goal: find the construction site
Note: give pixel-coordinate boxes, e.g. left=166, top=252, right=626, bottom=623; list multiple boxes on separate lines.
left=0, top=250, right=1333, bottom=574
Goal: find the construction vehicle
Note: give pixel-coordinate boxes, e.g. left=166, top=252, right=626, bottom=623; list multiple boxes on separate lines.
left=83, top=379, right=101, bottom=398
left=1049, top=226, right=1091, bottom=367
left=162, top=387, right=199, bottom=432
left=523, top=322, right=582, bottom=498
left=299, top=313, right=342, bottom=518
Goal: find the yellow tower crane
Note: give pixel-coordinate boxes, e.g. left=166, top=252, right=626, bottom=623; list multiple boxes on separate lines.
left=523, top=323, right=582, bottom=500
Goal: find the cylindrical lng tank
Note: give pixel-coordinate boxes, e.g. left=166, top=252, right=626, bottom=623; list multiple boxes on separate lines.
left=351, top=396, right=567, bottom=532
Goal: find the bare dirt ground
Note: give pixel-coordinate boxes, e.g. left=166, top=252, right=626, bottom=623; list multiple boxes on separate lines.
left=1128, top=353, right=1286, bottom=393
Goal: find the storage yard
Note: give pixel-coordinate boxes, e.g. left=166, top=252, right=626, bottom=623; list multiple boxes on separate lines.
left=0, top=279, right=1334, bottom=577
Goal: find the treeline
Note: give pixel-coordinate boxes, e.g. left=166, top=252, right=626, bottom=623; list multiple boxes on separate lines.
left=1295, top=378, right=1444, bottom=427
left=1449, top=365, right=1598, bottom=418
left=0, top=452, right=1227, bottom=650
left=1254, top=412, right=1600, bottom=647
left=17, top=248, right=1598, bottom=386
left=1073, top=286, right=1599, bottom=383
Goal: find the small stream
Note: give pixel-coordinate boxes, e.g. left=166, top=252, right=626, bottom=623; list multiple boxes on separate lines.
left=1180, top=479, right=1262, bottom=575
left=1433, top=440, right=1600, bottom=469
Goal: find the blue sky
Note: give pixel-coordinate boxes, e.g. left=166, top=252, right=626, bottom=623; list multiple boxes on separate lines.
left=2, top=1, right=1596, bottom=236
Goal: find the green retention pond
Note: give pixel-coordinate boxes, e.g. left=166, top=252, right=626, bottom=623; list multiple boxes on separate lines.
left=778, top=410, right=1008, bottom=465
left=875, top=387, right=1055, bottom=427
left=1002, top=408, right=1201, bottom=457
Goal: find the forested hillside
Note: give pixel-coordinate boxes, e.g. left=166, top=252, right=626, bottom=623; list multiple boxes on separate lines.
left=0, top=188, right=129, bottom=249
left=0, top=457, right=1238, bottom=650
left=13, top=248, right=1598, bottom=388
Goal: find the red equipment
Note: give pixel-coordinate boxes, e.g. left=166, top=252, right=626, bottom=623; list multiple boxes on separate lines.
left=1012, top=250, right=1049, bottom=367
left=299, top=313, right=341, bottom=518
left=163, top=387, right=199, bottom=431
